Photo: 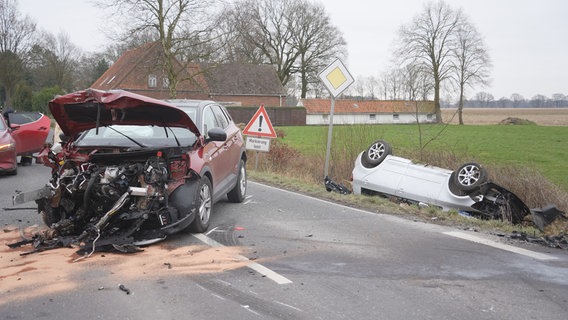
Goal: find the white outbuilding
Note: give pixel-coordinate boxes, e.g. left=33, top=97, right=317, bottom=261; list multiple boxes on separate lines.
left=299, top=99, right=437, bottom=125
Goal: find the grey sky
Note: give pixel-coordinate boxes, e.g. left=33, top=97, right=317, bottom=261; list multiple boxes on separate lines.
left=19, top=0, right=568, bottom=100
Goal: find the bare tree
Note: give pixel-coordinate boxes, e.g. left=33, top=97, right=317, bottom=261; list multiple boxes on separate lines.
left=349, top=76, right=367, bottom=99
left=28, top=32, right=81, bottom=92
left=75, top=53, right=111, bottom=89
left=0, top=0, right=36, bottom=108
left=395, top=1, right=463, bottom=122
left=510, top=93, right=524, bottom=108
left=451, top=19, right=491, bottom=124
left=0, top=0, right=35, bottom=54
left=530, top=94, right=546, bottom=108
left=401, top=62, right=433, bottom=101
left=221, top=0, right=345, bottom=97
left=290, top=0, right=346, bottom=98
left=365, top=76, right=379, bottom=99
left=96, top=0, right=220, bottom=98
left=552, top=93, right=566, bottom=107
left=475, top=91, right=494, bottom=108
left=213, top=7, right=258, bottom=64
left=377, top=71, right=389, bottom=100
left=222, top=0, right=299, bottom=86
left=386, top=67, right=404, bottom=100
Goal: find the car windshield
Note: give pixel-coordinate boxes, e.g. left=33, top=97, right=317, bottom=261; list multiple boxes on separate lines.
left=8, top=112, right=43, bottom=125
left=75, top=125, right=197, bottom=148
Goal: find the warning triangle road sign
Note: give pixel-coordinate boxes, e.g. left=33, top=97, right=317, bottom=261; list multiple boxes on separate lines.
left=242, top=105, right=277, bottom=138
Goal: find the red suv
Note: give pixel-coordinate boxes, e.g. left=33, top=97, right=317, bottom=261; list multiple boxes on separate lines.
left=14, top=89, right=246, bottom=253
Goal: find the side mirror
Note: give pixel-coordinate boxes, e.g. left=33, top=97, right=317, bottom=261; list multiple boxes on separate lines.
left=9, top=124, right=20, bottom=131
left=206, top=127, right=227, bottom=142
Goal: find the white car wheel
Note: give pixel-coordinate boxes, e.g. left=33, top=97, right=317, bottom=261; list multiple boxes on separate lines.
left=361, top=140, right=392, bottom=168
left=454, top=162, right=487, bottom=192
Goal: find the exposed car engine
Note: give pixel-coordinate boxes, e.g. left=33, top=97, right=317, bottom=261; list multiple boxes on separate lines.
left=11, top=146, right=198, bottom=255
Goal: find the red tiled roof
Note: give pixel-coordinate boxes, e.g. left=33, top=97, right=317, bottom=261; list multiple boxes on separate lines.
left=91, top=42, right=286, bottom=100
left=300, top=99, right=435, bottom=114
left=202, top=63, right=286, bottom=96
left=93, top=42, right=158, bottom=90
left=91, top=41, right=208, bottom=93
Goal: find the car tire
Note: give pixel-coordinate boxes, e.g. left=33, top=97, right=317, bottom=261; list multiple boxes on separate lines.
left=227, top=159, right=247, bottom=203
left=190, top=176, right=213, bottom=233
left=453, top=162, right=487, bottom=193
left=361, top=140, right=392, bottom=168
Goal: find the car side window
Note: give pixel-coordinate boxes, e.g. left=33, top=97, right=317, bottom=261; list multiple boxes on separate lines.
left=203, top=106, right=218, bottom=136
left=212, top=105, right=229, bottom=129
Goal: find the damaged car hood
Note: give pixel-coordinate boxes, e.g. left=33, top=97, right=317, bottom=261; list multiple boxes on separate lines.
left=49, top=89, right=200, bottom=137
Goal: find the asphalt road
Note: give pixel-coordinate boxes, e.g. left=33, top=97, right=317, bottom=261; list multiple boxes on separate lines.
left=1, top=163, right=567, bottom=319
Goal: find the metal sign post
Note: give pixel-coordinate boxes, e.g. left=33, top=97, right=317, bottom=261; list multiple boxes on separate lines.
left=323, top=97, right=336, bottom=178
left=318, top=59, right=354, bottom=179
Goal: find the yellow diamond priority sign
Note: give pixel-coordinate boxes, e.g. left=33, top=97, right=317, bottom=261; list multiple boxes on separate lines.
left=318, top=59, right=354, bottom=98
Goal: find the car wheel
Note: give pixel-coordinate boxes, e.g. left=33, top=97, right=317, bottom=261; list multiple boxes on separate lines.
left=361, top=140, right=392, bottom=168
left=453, top=162, right=487, bottom=192
left=227, top=159, right=247, bottom=203
left=190, top=176, right=213, bottom=233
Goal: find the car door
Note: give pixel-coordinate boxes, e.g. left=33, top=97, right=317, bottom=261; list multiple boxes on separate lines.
left=364, top=156, right=408, bottom=196
left=212, top=104, right=242, bottom=171
left=7, top=112, right=51, bottom=155
left=396, top=163, right=449, bottom=205
left=200, top=105, right=230, bottom=197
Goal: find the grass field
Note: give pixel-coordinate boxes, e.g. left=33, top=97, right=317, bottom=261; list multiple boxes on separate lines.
left=276, top=121, right=568, bottom=192
left=441, top=108, right=568, bottom=126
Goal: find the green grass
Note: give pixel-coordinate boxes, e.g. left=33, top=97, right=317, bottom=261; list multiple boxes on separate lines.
left=277, top=124, right=568, bottom=191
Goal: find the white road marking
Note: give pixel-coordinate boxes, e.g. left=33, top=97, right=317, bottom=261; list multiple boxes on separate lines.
left=443, top=231, right=559, bottom=261
left=241, top=305, right=261, bottom=316
left=205, top=226, right=218, bottom=236
left=192, top=233, right=293, bottom=285
left=274, top=300, right=303, bottom=312
left=243, top=195, right=254, bottom=205
left=211, top=293, right=226, bottom=300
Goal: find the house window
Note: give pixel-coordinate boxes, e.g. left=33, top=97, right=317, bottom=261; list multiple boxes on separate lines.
left=393, top=113, right=400, bottom=120
left=162, top=77, right=169, bottom=88
left=148, top=75, right=157, bottom=88
left=369, top=114, right=376, bottom=120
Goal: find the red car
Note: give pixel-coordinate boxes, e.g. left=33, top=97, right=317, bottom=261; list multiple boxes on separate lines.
left=0, top=111, right=51, bottom=175
left=12, top=89, right=247, bottom=253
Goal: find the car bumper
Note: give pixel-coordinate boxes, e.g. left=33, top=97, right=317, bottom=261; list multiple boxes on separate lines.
left=0, top=150, right=17, bottom=173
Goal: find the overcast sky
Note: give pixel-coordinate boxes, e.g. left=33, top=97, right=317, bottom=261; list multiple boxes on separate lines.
left=18, top=0, right=568, bottom=100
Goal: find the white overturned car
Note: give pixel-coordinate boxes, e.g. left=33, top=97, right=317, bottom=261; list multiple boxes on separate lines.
left=352, top=140, right=530, bottom=224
